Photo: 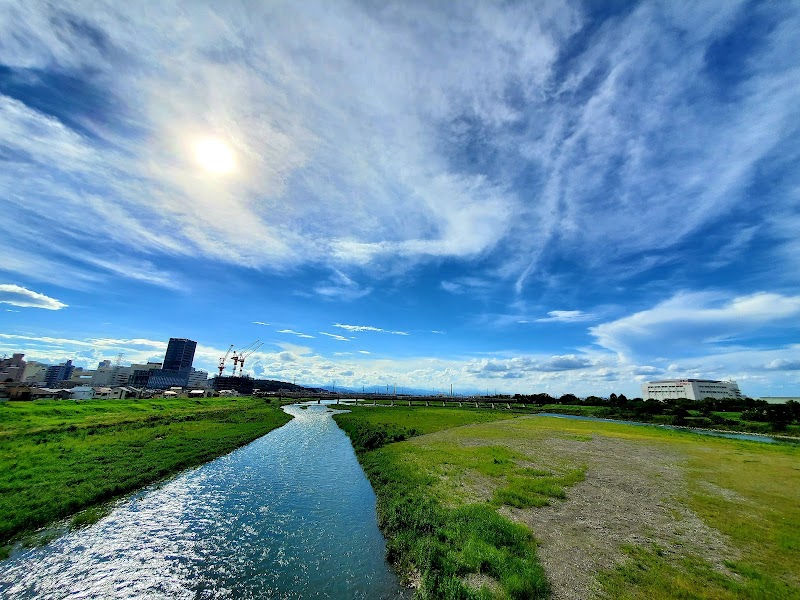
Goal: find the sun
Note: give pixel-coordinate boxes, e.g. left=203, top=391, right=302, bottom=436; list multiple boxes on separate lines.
left=192, top=136, right=236, bottom=175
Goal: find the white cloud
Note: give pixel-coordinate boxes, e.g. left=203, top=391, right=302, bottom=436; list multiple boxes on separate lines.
left=464, top=354, right=594, bottom=378
left=358, top=350, right=371, bottom=354
left=277, top=329, right=315, bottom=339
left=0, top=1, right=797, bottom=295
left=334, top=323, right=409, bottom=335
left=253, top=321, right=269, bottom=326
left=535, top=310, right=594, bottom=323
left=319, top=332, right=351, bottom=342
left=764, top=359, right=800, bottom=371
left=313, top=270, right=372, bottom=301
left=591, top=292, right=800, bottom=358
left=0, top=284, right=67, bottom=310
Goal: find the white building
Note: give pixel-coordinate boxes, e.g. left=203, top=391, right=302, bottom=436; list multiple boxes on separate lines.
left=187, top=369, right=210, bottom=388
left=70, top=385, right=96, bottom=400
left=642, top=379, right=742, bottom=401
left=91, top=365, right=132, bottom=387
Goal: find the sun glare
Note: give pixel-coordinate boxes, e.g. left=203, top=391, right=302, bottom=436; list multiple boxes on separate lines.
left=192, top=136, right=236, bottom=175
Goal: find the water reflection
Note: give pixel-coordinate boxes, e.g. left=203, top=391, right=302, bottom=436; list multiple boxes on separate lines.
left=0, top=404, right=405, bottom=599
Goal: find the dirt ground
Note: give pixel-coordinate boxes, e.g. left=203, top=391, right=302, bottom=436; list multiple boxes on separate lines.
left=496, top=418, right=737, bottom=600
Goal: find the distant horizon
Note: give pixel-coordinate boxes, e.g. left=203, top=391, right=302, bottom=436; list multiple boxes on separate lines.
left=2, top=2, right=799, bottom=399
left=4, top=342, right=793, bottom=400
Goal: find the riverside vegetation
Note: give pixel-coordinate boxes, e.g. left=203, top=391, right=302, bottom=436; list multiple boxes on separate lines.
left=334, top=405, right=800, bottom=599
left=0, top=396, right=292, bottom=555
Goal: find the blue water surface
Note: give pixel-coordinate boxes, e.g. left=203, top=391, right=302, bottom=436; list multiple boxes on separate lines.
left=0, top=404, right=406, bottom=599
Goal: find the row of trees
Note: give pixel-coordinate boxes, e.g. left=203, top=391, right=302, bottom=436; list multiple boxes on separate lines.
left=510, top=393, right=800, bottom=431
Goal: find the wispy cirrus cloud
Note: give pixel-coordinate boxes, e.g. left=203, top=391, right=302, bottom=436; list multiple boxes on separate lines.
left=534, top=310, right=594, bottom=323
left=277, top=329, right=315, bottom=339
left=1, top=1, right=797, bottom=299
left=0, top=284, right=67, bottom=310
left=334, top=323, right=409, bottom=336
left=319, top=332, right=351, bottom=342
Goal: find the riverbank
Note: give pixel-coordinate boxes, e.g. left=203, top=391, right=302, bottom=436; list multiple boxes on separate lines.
left=335, top=406, right=800, bottom=599
left=347, top=398, right=800, bottom=438
left=534, top=404, right=800, bottom=438
left=335, top=406, right=555, bottom=599
left=0, top=397, right=292, bottom=553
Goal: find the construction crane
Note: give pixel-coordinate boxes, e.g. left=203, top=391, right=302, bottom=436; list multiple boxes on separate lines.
left=218, top=344, right=235, bottom=377
left=234, top=340, right=263, bottom=377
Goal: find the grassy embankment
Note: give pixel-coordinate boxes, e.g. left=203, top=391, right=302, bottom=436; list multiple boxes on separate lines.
left=335, top=405, right=800, bottom=599
left=537, top=403, right=800, bottom=437
left=0, top=396, right=292, bottom=554
left=335, top=406, right=582, bottom=599
left=348, top=398, right=800, bottom=437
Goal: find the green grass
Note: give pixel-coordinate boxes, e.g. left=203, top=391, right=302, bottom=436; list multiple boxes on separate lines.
left=336, top=406, right=557, bottom=599
left=513, top=416, right=800, bottom=598
left=337, top=406, right=800, bottom=599
left=0, top=397, right=292, bottom=547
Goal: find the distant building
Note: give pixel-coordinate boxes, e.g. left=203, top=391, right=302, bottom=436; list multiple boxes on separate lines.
left=187, top=368, right=209, bottom=388
left=144, top=338, right=197, bottom=390
left=45, top=360, right=75, bottom=387
left=129, top=362, right=162, bottom=387
left=163, top=338, right=197, bottom=371
left=90, top=365, right=131, bottom=387
left=22, top=361, right=48, bottom=384
left=147, top=369, right=191, bottom=389
left=70, top=386, right=96, bottom=400
left=0, top=353, right=26, bottom=383
left=213, top=376, right=254, bottom=394
left=642, top=379, right=742, bottom=401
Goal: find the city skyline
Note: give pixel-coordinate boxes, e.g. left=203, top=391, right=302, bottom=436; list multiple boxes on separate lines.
left=2, top=2, right=800, bottom=397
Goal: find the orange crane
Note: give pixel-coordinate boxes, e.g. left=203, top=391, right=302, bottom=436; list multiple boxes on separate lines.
left=218, top=344, right=235, bottom=377
left=234, top=340, right=263, bottom=377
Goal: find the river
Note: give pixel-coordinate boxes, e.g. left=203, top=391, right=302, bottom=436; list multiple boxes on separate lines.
left=0, top=404, right=406, bottom=599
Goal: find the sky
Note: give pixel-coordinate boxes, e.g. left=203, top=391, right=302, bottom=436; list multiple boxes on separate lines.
left=1, top=0, right=799, bottom=398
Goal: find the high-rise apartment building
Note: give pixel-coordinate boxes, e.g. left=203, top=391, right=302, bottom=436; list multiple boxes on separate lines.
left=163, top=338, right=197, bottom=371
left=45, top=360, right=75, bottom=387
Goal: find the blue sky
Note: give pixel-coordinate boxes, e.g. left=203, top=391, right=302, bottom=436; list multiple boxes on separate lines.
left=1, top=0, right=799, bottom=397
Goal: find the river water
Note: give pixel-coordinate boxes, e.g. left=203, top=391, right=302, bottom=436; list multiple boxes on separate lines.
left=0, top=404, right=406, bottom=599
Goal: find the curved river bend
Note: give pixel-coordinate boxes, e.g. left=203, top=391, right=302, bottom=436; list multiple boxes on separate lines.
left=0, top=404, right=405, bottom=599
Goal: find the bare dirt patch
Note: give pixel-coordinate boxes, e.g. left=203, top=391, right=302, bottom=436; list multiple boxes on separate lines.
left=500, top=421, right=737, bottom=600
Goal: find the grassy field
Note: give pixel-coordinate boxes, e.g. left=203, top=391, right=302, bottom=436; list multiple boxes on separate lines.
left=0, top=397, right=292, bottom=550
left=335, top=405, right=800, bottom=599
left=335, top=406, right=555, bottom=599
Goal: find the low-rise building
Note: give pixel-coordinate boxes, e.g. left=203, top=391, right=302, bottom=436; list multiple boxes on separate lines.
left=642, top=379, right=742, bottom=401
left=70, top=386, right=96, bottom=400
